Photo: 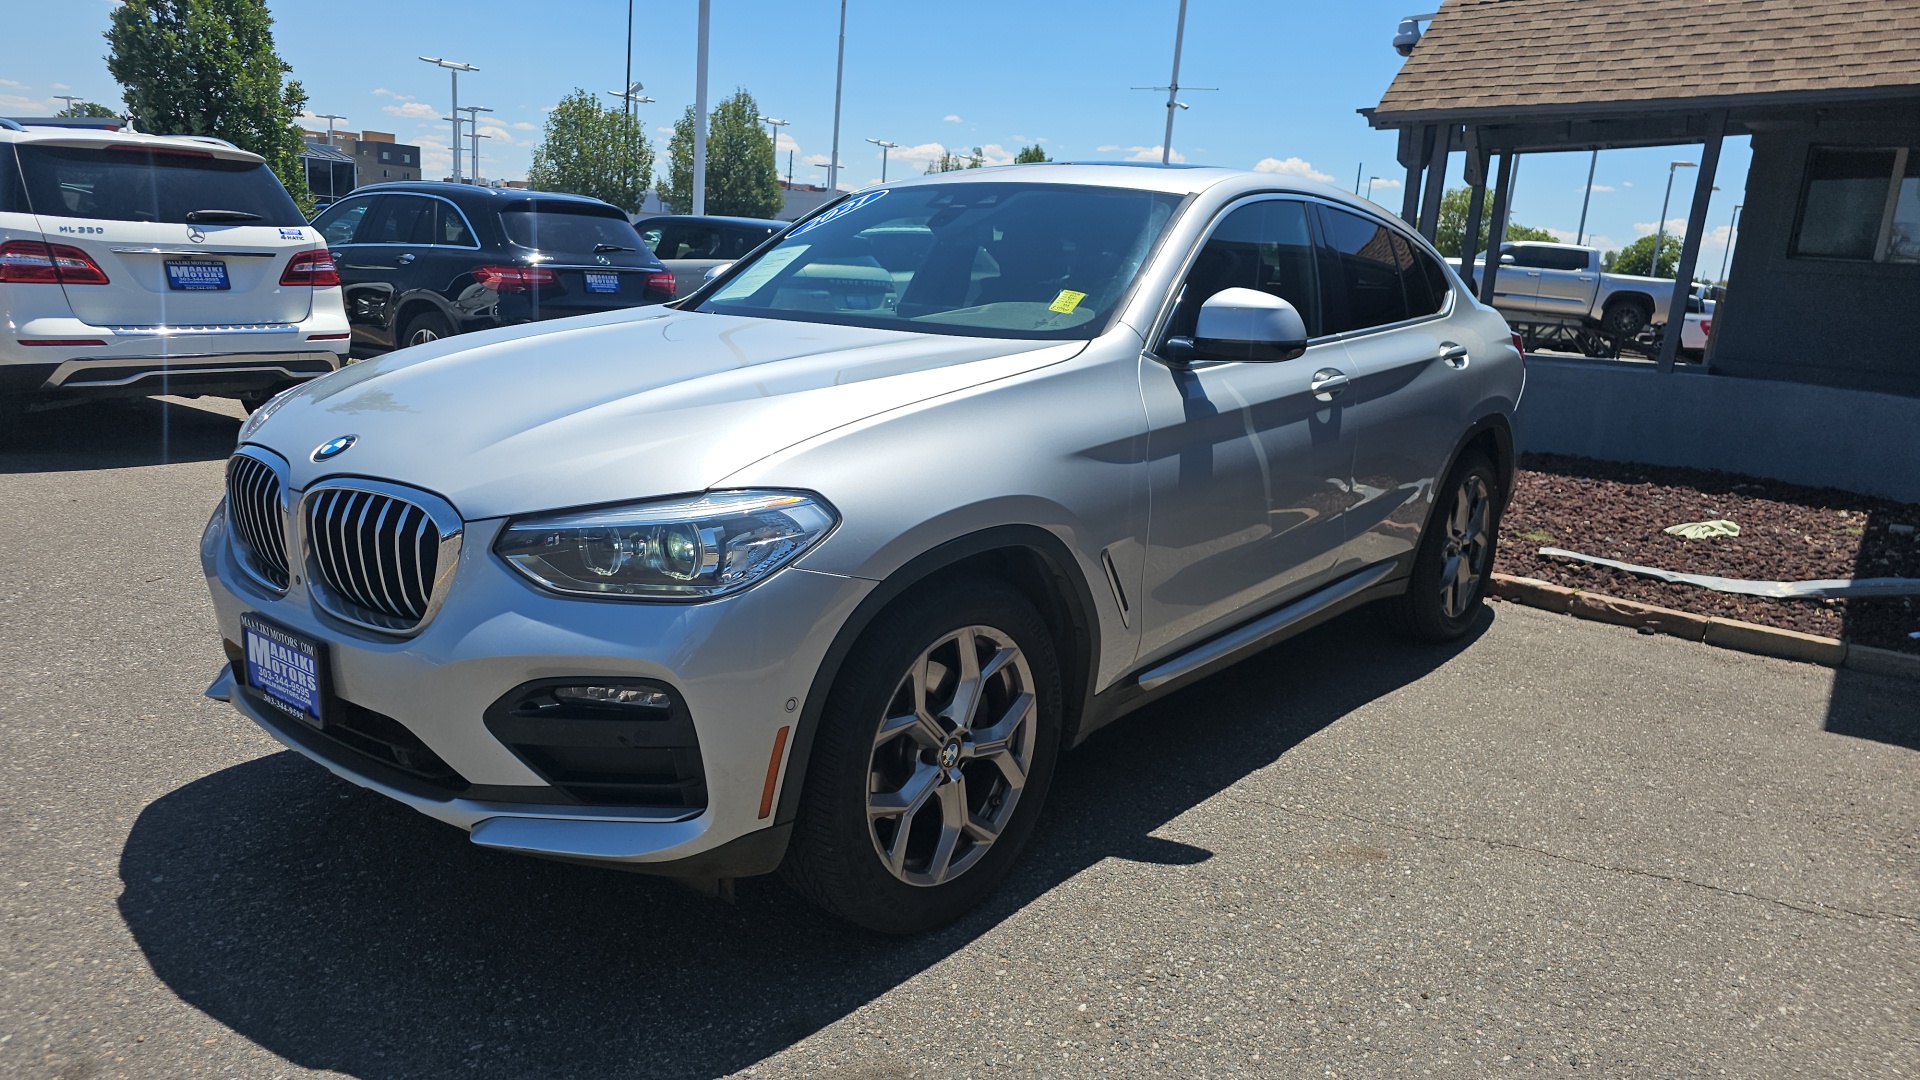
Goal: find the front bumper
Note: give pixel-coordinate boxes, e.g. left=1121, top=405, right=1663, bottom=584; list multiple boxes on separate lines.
left=201, top=502, right=873, bottom=872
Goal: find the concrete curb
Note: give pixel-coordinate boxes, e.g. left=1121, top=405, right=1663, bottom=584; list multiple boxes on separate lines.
left=1489, top=573, right=1920, bottom=680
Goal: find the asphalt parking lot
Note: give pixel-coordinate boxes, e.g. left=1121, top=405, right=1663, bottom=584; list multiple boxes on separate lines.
left=1, top=395, right=1914, bottom=1079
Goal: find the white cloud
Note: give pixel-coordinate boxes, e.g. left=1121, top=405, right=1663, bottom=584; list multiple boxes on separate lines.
left=1632, top=217, right=1688, bottom=236
left=371, top=88, right=413, bottom=101
left=886, top=142, right=949, bottom=169
left=1586, top=183, right=1616, bottom=193
left=1125, top=145, right=1184, bottom=163
left=943, top=114, right=963, bottom=123
left=511, top=121, right=537, bottom=131
left=775, top=132, right=801, bottom=153
left=1370, top=177, right=1403, bottom=190
left=384, top=101, right=440, bottom=119
left=1095, top=144, right=1121, bottom=152
left=1253, top=156, right=1331, bottom=181
left=0, top=79, right=26, bottom=89
left=803, top=152, right=832, bottom=167
left=1622, top=180, right=1635, bottom=188
left=656, top=125, right=673, bottom=133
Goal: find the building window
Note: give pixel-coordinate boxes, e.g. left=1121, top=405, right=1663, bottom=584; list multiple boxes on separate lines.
left=1793, top=146, right=1920, bottom=263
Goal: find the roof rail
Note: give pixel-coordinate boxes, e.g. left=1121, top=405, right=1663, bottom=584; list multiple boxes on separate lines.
left=173, top=134, right=241, bottom=150
left=0, top=118, right=26, bottom=131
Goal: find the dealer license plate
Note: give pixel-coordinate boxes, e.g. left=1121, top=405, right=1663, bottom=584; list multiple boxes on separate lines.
left=166, top=260, right=230, bottom=290
left=584, top=271, right=619, bottom=294
left=240, top=612, right=326, bottom=727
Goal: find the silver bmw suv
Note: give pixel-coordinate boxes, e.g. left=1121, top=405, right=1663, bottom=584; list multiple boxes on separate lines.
left=203, top=164, right=1522, bottom=934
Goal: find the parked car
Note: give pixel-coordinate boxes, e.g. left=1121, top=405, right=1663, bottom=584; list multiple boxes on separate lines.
left=0, top=118, right=348, bottom=424
left=631, top=214, right=782, bottom=296
left=310, top=183, right=674, bottom=355
left=204, top=165, right=1523, bottom=933
left=1475, top=241, right=1678, bottom=337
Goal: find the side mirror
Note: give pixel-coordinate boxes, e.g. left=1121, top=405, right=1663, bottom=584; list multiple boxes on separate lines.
left=1168, top=288, right=1309, bottom=364
left=703, top=261, right=733, bottom=282
left=1499, top=253, right=1517, bottom=266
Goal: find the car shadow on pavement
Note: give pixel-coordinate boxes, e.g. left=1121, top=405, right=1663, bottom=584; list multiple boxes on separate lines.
left=1828, top=506, right=1920, bottom=752
left=0, top=397, right=240, bottom=474
left=117, top=607, right=1489, bottom=1079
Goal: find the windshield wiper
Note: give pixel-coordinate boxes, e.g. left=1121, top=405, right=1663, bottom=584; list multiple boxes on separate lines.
left=185, top=209, right=264, bottom=223
left=593, top=243, right=636, bottom=253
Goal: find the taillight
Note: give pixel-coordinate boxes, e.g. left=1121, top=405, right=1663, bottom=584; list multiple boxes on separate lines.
left=1510, top=331, right=1527, bottom=360
left=646, top=270, right=676, bottom=298
left=474, top=264, right=559, bottom=292
left=0, top=240, right=110, bottom=285
left=279, top=249, right=340, bottom=287
left=1700, top=319, right=1712, bottom=337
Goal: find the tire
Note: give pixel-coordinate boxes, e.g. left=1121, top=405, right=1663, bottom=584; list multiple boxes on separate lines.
left=1381, top=452, right=1501, bottom=642
left=236, top=384, right=290, bottom=413
left=781, top=576, right=1064, bottom=935
left=1600, top=299, right=1651, bottom=338
left=398, top=309, right=453, bottom=349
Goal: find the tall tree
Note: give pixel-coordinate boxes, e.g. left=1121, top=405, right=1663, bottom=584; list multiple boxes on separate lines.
left=527, top=89, right=654, bottom=212
left=1013, top=144, right=1050, bottom=164
left=1433, top=186, right=1555, bottom=257
left=1604, top=233, right=1683, bottom=278
left=924, top=146, right=985, bottom=174
left=105, top=0, right=310, bottom=210
left=656, top=89, right=782, bottom=218
left=57, top=101, right=121, bottom=119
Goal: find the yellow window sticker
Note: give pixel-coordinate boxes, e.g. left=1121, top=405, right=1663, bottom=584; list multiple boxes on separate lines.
left=1049, top=289, right=1087, bottom=314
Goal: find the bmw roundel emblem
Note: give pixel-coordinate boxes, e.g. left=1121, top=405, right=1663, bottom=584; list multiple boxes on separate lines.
left=312, top=434, right=358, bottom=462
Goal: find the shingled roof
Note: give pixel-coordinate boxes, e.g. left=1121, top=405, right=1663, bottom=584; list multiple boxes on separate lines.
left=1373, top=0, right=1920, bottom=123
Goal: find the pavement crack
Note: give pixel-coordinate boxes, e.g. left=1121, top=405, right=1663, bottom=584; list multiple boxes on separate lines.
left=1280, top=802, right=1917, bottom=926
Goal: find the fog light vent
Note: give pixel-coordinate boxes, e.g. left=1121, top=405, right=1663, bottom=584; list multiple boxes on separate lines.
left=550, top=684, right=673, bottom=710
left=484, top=678, right=707, bottom=809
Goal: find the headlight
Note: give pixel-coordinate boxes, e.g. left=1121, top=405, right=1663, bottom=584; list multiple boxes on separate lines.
left=237, top=385, right=299, bottom=445
left=494, top=490, right=837, bottom=601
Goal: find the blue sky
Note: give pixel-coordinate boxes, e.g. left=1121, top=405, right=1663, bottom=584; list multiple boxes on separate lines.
left=5, top=0, right=1749, bottom=273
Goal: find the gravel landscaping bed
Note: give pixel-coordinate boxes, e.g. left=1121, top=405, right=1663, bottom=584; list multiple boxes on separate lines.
left=1494, top=453, right=1920, bottom=654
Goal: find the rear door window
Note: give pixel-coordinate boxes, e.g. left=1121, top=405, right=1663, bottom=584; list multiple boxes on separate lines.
left=435, top=200, right=476, bottom=247
left=15, top=143, right=304, bottom=226
left=499, top=202, right=646, bottom=256
left=314, top=195, right=376, bottom=246
left=720, top=224, right=777, bottom=258
left=655, top=222, right=721, bottom=260
left=1316, top=205, right=1412, bottom=333
left=0, top=145, right=23, bottom=214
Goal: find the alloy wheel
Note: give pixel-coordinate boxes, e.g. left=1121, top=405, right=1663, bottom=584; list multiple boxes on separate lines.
left=866, top=625, right=1036, bottom=887
left=1439, top=473, right=1493, bottom=619
left=408, top=327, right=440, bottom=346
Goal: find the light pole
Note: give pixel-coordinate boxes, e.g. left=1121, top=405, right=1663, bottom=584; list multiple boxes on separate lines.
left=1719, top=203, right=1742, bottom=285
left=759, top=115, right=789, bottom=150
left=608, top=82, right=654, bottom=111
left=623, top=0, right=634, bottom=120
left=419, top=57, right=478, bottom=183
left=865, top=138, right=899, bottom=183
left=1355, top=163, right=1363, bottom=195
left=1365, top=176, right=1381, bottom=201
left=1575, top=148, right=1598, bottom=245
left=1131, top=0, right=1215, bottom=164
left=310, top=113, right=348, bottom=201
left=460, top=106, right=492, bottom=184
left=1651, top=159, right=1697, bottom=278
left=828, top=0, right=846, bottom=191
left=52, top=94, right=83, bottom=116
left=693, top=0, right=710, bottom=214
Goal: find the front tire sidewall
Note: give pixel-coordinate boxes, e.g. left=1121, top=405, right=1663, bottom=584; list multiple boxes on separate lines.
left=399, top=310, right=453, bottom=349
left=783, top=578, right=1064, bottom=935
left=1389, top=453, right=1502, bottom=641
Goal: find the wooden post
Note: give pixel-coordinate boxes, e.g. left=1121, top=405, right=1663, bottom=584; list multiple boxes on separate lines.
left=1659, top=110, right=1727, bottom=373
left=1478, top=151, right=1515, bottom=306
left=1458, top=133, right=1489, bottom=284
left=1400, top=125, right=1431, bottom=225
left=1417, top=124, right=1452, bottom=240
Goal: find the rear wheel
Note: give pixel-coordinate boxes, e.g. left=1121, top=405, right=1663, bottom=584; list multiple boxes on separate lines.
left=782, top=577, right=1063, bottom=934
left=1381, top=452, right=1501, bottom=642
left=399, top=309, right=453, bottom=349
left=1600, top=299, right=1651, bottom=338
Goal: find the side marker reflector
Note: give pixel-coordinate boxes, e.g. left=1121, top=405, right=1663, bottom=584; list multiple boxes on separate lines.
left=758, top=724, right=792, bottom=820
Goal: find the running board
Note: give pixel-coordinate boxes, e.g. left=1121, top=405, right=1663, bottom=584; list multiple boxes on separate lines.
left=1134, top=562, right=1399, bottom=692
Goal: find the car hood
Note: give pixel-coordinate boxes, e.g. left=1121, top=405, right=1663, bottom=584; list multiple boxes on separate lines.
left=250, top=307, right=1082, bottom=519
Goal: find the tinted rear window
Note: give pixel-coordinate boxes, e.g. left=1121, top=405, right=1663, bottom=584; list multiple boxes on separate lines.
left=0, top=145, right=22, bottom=214
left=500, top=202, right=647, bottom=255
left=15, top=144, right=304, bottom=226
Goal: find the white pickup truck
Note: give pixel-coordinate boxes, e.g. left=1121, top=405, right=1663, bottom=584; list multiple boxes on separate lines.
left=1475, top=241, right=1678, bottom=338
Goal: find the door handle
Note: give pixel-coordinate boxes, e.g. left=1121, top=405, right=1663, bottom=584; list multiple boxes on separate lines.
left=1439, top=343, right=1470, bottom=368
left=396, top=252, right=417, bottom=265
left=1309, top=368, right=1350, bottom=401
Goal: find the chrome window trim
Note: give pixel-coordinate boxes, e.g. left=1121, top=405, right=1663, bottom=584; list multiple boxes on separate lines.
left=332, top=192, right=485, bottom=251
left=296, top=477, right=465, bottom=638
left=1144, top=191, right=1454, bottom=364
left=227, top=445, right=293, bottom=595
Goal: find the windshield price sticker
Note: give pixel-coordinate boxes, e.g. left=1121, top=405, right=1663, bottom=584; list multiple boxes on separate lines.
left=790, top=188, right=889, bottom=237
left=1049, top=290, right=1087, bottom=314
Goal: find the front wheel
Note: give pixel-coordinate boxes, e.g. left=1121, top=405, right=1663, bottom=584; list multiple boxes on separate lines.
left=1600, top=300, right=1651, bottom=338
left=398, top=309, right=453, bottom=349
left=782, top=577, right=1063, bottom=934
left=1381, top=452, right=1501, bottom=642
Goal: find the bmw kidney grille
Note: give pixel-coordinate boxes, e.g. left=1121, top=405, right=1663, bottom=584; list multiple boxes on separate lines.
left=305, top=487, right=443, bottom=630
left=226, top=454, right=291, bottom=591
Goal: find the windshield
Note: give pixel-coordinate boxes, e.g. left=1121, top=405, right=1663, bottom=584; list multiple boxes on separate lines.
left=500, top=202, right=647, bottom=255
left=698, top=182, right=1184, bottom=339
left=15, top=144, right=304, bottom=226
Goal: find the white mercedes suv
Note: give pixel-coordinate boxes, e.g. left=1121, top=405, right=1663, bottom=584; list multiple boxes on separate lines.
left=0, top=119, right=348, bottom=430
